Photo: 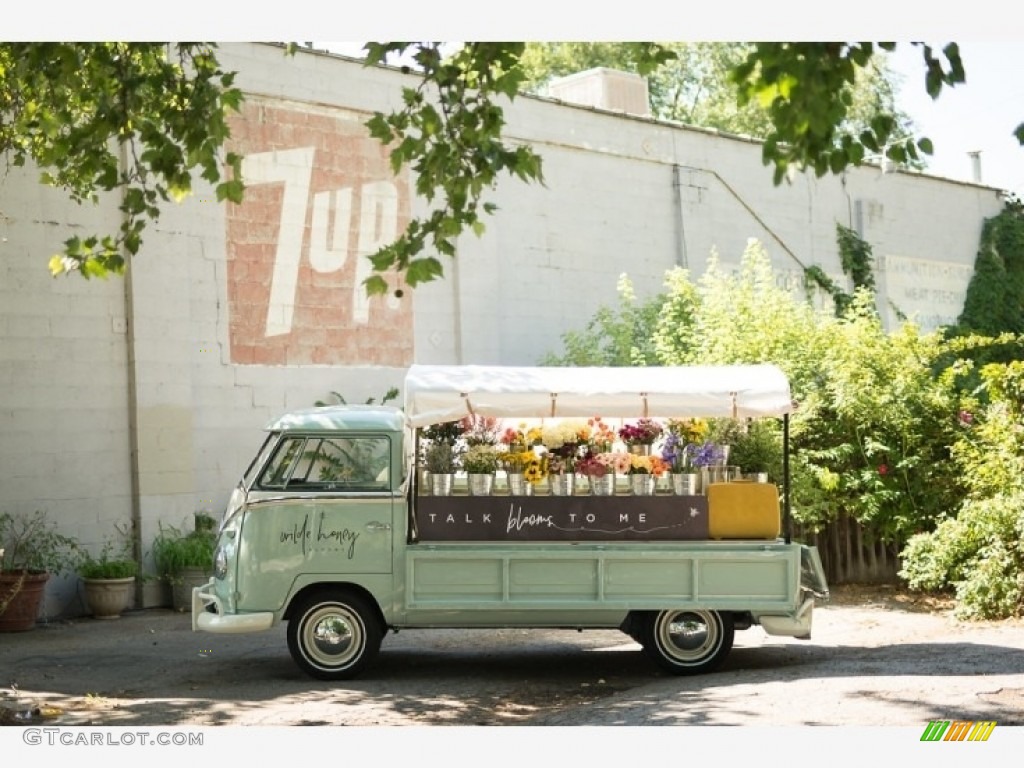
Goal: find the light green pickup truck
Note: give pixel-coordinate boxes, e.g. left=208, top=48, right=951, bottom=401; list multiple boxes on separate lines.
left=194, top=364, right=829, bottom=680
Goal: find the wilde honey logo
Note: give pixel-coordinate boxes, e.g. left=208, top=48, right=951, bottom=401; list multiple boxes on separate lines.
left=920, top=720, right=996, bottom=742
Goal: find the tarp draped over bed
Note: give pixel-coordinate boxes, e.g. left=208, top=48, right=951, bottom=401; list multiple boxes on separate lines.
left=403, top=364, right=793, bottom=428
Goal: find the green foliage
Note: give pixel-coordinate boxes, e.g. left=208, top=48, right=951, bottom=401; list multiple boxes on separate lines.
left=362, top=42, right=543, bottom=296
left=0, top=510, right=81, bottom=575
left=730, top=42, right=962, bottom=183
left=462, top=444, right=500, bottom=474
left=79, top=544, right=138, bottom=580
left=900, top=494, right=1024, bottom=619
left=0, top=43, right=243, bottom=278
left=958, top=205, right=1024, bottom=335
left=315, top=387, right=400, bottom=407
left=520, top=42, right=916, bottom=160
left=728, top=419, right=783, bottom=476
left=651, top=268, right=700, bottom=364
left=678, top=243, right=830, bottom=390
left=151, top=523, right=215, bottom=579
left=421, top=421, right=465, bottom=445
left=804, top=225, right=877, bottom=317
left=799, top=298, right=965, bottom=541
left=541, top=274, right=664, bottom=366
left=422, top=442, right=458, bottom=474
left=896, top=360, right=1024, bottom=619
left=78, top=522, right=138, bottom=579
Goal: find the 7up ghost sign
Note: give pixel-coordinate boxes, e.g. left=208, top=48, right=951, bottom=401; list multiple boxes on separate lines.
left=226, top=99, right=413, bottom=367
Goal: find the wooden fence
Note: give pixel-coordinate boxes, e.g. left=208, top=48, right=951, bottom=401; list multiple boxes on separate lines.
left=794, top=513, right=902, bottom=585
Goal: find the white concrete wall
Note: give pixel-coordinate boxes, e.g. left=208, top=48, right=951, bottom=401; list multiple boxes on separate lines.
left=0, top=42, right=1006, bottom=616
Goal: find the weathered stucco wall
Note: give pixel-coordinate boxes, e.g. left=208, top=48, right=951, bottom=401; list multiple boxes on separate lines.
left=0, top=42, right=1005, bottom=614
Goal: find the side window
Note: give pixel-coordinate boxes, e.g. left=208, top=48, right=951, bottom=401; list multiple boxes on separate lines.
left=261, top=435, right=391, bottom=491
left=258, top=437, right=306, bottom=489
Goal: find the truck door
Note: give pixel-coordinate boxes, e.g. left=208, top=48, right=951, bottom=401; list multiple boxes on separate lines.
left=240, top=434, right=395, bottom=607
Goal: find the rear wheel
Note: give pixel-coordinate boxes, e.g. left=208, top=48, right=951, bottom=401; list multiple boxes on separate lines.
left=286, top=590, right=382, bottom=680
left=640, top=608, right=734, bottom=675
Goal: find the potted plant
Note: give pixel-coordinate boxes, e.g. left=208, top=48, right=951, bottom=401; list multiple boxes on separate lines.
left=1, top=510, right=81, bottom=632
left=463, top=444, right=499, bottom=496
left=151, top=521, right=217, bottom=612
left=729, top=420, right=781, bottom=482
left=423, top=441, right=459, bottom=496
left=619, top=418, right=664, bottom=454
left=78, top=528, right=138, bottom=620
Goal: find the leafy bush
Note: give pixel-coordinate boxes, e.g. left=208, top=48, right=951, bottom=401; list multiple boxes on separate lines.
left=900, top=494, right=1024, bottom=619
left=79, top=535, right=138, bottom=580
left=151, top=524, right=215, bottom=580
left=0, top=510, right=81, bottom=575
left=899, top=361, right=1024, bottom=619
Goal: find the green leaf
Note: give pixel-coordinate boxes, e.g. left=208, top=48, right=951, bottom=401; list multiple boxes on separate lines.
left=406, top=257, right=445, bottom=286
left=362, top=274, right=389, bottom=296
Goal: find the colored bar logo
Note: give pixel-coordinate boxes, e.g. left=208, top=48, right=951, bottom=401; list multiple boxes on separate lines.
left=921, top=720, right=997, bottom=742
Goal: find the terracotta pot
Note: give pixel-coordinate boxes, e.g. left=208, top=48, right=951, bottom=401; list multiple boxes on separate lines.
left=0, top=571, right=50, bottom=632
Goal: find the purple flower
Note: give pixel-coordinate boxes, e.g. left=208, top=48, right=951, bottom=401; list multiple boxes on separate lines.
left=690, top=441, right=724, bottom=468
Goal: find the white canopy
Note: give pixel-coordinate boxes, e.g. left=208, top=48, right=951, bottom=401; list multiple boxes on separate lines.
left=403, top=364, right=793, bottom=428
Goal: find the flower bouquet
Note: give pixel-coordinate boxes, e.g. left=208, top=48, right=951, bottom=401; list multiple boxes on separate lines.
left=586, top=416, right=617, bottom=453
left=576, top=452, right=617, bottom=495
left=500, top=423, right=542, bottom=453
left=422, top=420, right=465, bottom=446
left=619, top=418, right=664, bottom=449
left=626, top=453, right=669, bottom=495
left=689, top=441, right=727, bottom=469
left=660, top=432, right=691, bottom=473
left=500, top=448, right=546, bottom=495
left=460, top=414, right=500, bottom=447
left=627, top=454, right=670, bottom=476
left=666, top=417, right=708, bottom=445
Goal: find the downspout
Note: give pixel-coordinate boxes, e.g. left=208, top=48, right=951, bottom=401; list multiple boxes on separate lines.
left=671, top=164, right=688, bottom=268
left=120, top=142, right=144, bottom=604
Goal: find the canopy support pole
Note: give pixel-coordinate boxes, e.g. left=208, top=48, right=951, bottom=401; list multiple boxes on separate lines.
left=783, top=413, right=792, bottom=544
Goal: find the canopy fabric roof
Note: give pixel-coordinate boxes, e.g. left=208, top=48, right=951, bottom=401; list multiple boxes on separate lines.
left=403, top=364, right=792, bottom=428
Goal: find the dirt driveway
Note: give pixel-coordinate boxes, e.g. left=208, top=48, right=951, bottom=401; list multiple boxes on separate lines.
left=1, top=584, right=1023, bottom=728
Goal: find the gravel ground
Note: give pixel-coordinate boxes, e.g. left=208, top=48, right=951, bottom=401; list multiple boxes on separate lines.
left=1, top=584, right=1022, bottom=728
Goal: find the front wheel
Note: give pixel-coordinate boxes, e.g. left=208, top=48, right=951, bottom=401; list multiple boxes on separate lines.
left=287, top=590, right=382, bottom=680
left=639, top=608, right=734, bottom=675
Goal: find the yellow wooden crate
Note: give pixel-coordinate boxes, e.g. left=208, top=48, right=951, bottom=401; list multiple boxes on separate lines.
left=707, top=482, right=781, bottom=540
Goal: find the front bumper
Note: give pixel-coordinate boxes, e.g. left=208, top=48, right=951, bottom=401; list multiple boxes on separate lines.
left=192, top=578, right=275, bottom=634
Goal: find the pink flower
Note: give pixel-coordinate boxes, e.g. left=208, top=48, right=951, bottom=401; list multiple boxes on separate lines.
left=958, top=410, right=973, bottom=426
left=878, top=464, right=889, bottom=476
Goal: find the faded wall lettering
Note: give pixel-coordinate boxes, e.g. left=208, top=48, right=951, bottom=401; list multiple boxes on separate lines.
left=225, top=99, right=414, bottom=366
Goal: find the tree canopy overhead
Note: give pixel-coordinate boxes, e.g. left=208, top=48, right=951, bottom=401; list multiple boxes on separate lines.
left=0, top=42, right=243, bottom=278
left=4, top=41, right=1020, bottom=290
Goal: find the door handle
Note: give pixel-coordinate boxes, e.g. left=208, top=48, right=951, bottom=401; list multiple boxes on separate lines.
left=366, top=521, right=391, bottom=532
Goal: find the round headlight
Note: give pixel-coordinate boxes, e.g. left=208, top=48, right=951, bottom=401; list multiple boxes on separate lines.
left=214, top=546, right=228, bottom=579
